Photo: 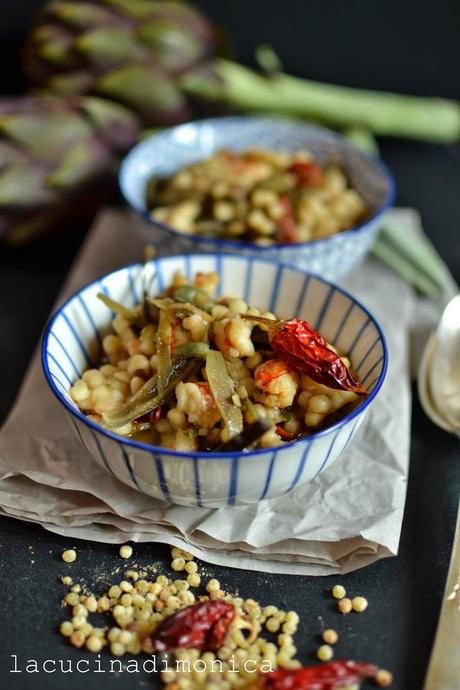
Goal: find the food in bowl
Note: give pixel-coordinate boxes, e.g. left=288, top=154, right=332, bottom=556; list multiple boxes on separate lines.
left=70, top=270, right=367, bottom=452
left=146, top=148, right=368, bottom=245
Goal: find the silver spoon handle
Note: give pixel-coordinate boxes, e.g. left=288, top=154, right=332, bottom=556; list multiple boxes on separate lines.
left=424, top=498, right=460, bottom=690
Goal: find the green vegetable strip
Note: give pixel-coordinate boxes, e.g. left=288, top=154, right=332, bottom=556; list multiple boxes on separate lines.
left=104, top=358, right=201, bottom=427
left=206, top=350, right=243, bottom=439
left=97, top=292, right=139, bottom=319
left=377, top=220, right=448, bottom=292
left=173, top=285, right=215, bottom=312
left=156, top=308, right=173, bottom=391
left=175, top=342, right=209, bottom=358
left=182, top=59, right=460, bottom=142
left=372, top=235, right=442, bottom=297
left=152, top=298, right=212, bottom=322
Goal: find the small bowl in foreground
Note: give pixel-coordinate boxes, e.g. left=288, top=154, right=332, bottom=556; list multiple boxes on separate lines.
left=42, top=254, right=388, bottom=508
left=120, top=116, right=395, bottom=281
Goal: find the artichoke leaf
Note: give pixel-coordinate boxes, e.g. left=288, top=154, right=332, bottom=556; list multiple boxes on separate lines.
left=0, top=112, right=92, bottom=159
left=0, top=164, right=56, bottom=207
left=96, top=64, right=187, bottom=121
left=48, top=71, right=94, bottom=95
left=79, top=96, right=140, bottom=151
left=76, top=27, right=145, bottom=65
left=104, top=0, right=163, bottom=19
left=49, top=2, right=114, bottom=27
left=137, top=21, right=202, bottom=72
left=37, top=31, right=74, bottom=65
left=0, top=141, right=28, bottom=168
left=45, top=139, right=112, bottom=189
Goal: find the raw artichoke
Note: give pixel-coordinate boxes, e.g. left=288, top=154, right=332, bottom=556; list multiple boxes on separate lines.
left=23, top=0, right=217, bottom=127
left=23, top=0, right=460, bottom=142
left=0, top=95, right=139, bottom=243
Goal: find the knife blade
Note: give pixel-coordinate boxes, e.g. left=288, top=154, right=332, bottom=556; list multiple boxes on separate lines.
left=424, top=497, right=460, bottom=690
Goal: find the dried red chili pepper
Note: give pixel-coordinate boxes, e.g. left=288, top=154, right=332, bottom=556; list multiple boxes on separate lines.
left=277, top=196, right=298, bottom=244
left=289, top=161, right=324, bottom=187
left=245, top=316, right=367, bottom=395
left=151, top=406, right=162, bottom=422
left=147, top=600, right=236, bottom=652
left=257, top=661, right=378, bottom=690
left=272, top=319, right=367, bottom=394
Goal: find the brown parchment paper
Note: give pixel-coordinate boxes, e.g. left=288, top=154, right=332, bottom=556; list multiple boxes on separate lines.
left=0, top=208, right=453, bottom=575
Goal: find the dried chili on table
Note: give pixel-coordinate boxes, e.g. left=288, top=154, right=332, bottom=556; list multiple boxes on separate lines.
left=256, top=661, right=378, bottom=690
left=146, top=600, right=236, bottom=652
left=245, top=316, right=367, bottom=395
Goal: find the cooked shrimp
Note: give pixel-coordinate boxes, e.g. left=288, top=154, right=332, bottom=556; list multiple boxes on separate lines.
left=213, top=316, right=255, bottom=359
left=175, top=382, right=221, bottom=429
left=254, top=359, right=299, bottom=408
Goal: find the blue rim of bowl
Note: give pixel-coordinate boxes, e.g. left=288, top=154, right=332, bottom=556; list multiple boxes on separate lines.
left=119, top=116, right=396, bottom=253
left=42, top=254, right=388, bottom=459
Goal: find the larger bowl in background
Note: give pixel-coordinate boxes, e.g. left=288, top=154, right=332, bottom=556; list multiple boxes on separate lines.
left=42, top=254, right=387, bottom=508
left=119, top=117, right=395, bottom=281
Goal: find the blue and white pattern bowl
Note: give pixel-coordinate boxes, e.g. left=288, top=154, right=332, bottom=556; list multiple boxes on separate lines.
left=42, top=254, right=388, bottom=508
left=119, top=117, right=395, bottom=281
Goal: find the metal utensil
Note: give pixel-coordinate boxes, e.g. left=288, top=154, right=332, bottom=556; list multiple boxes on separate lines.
left=418, top=295, right=460, bottom=436
left=418, top=332, right=459, bottom=435
left=429, top=294, right=460, bottom=432
left=418, top=295, right=460, bottom=689
left=423, top=500, right=460, bottom=690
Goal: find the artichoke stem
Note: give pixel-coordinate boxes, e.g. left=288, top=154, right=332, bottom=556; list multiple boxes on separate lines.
left=181, top=58, right=460, bottom=143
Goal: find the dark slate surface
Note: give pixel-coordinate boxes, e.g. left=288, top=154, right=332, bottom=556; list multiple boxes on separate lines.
left=1, top=2, right=459, bottom=689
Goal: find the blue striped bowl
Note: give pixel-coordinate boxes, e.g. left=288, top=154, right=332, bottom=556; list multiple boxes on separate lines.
left=42, top=254, right=388, bottom=508
left=120, top=116, right=395, bottom=281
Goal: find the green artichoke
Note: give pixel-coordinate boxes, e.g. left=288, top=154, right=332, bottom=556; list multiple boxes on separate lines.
left=23, top=1, right=460, bottom=142
left=0, top=95, right=139, bottom=242
left=23, top=0, right=217, bottom=127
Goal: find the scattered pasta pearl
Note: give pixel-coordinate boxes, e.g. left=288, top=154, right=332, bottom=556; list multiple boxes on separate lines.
left=338, top=598, right=353, bottom=614
left=64, top=592, right=80, bottom=607
left=70, top=631, right=85, bottom=648
left=352, top=596, right=368, bottom=613
left=266, top=617, right=280, bottom=633
left=119, top=580, right=133, bottom=593
left=171, top=547, right=194, bottom=561
left=185, top=560, right=198, bottom=575
left=119, top=544, right=133, bottom=559
left=322, top=629, right=339, bottom=645
left=62, top=549, right=76, bottom=563
left=110, top=642, right=125, bottom=656
left=60, top=621, right=74, bottom=637
left=86, top=635, right=104, bottom=653
left=187, top=573, right=201, bottom=588
left=206, top=579, right=220, bottom=592
left=332, top=584, right=346, bottom=599
left=317, top=645, right=334, bottom=661
left=171, top=557, right=186, bottom=572
left=375, top=669, right=394, bottom=687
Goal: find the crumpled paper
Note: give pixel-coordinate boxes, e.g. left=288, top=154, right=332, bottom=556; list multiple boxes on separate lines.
left=0, top=208, right=454, bottom=575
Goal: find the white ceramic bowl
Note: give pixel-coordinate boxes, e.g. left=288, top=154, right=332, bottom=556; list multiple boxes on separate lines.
left=42, top=254, right=388, bottom=508
left=119, top=116, right=395, bottom=281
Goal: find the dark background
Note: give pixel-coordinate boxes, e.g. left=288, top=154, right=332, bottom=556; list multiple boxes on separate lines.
left=1, top=2, right=459, bottom=689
